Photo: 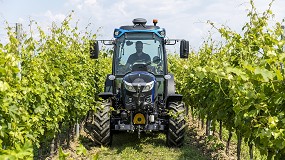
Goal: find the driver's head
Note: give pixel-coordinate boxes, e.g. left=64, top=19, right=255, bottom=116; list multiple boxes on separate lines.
left=135, top=41, right=143, bottom=53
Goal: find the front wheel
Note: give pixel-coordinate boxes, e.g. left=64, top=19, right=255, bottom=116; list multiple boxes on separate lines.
left=84, top=100, right=112, bottom=146
left=166, top=102, right=186, bottom=147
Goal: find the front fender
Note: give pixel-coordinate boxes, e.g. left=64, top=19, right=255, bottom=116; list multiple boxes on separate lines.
left=166, top=94, right=183, bottom=105
left=166, top=94, right=188, bottom=115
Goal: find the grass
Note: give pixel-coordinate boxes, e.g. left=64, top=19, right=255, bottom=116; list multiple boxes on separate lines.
left=80, top=131, right=209, bottom=160
left=53, top=114, right=268, bottom=160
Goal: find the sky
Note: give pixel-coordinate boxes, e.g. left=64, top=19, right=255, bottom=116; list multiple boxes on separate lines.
left=0, top=0, right=285, bottom=51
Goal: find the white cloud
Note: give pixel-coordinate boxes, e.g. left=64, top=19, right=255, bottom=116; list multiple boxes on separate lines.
left=68, top=0, right=82, bottom=5
left=59, top=0, right=283, bottom=50
left=1, top=0, right=285, bottom=49
left=44, top=10, right=66, bottom=22
left=18, top=17, right=25, bottom=23
left=117, top=1, right=128, bottom=17
left=77, top=4, right=83, bottom=10
left=84, top=0, right=97, bottom=6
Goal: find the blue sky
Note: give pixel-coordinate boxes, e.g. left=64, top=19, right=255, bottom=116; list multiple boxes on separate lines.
left=1, top=0, right=285, bottom=50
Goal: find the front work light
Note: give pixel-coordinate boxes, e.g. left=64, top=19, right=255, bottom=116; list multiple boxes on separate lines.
left=142, top=81, right=154, bottom=92
left=124, top=80, right=154, bottom=92
left=124, top=80, right=136, bottom=92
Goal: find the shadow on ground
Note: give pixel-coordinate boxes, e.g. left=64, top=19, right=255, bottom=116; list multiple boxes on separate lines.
left=80, top=131, right=164, bottom=150
left=111, top=132, right=165, bottom=153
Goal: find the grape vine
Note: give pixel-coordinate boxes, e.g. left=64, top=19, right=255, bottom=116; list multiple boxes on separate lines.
left=169, top=1, right=285, bottom=159
left=0, top=15, right=111, bottom=159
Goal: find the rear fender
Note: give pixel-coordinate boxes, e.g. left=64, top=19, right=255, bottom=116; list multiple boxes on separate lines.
left=98, top=92, right=114, bottom=100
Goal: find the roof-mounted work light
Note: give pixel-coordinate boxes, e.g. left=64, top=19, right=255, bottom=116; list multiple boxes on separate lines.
left=153, top=19, right=158, bottom=26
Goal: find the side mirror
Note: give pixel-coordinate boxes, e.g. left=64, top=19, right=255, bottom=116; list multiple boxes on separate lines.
left=180, top=40, right=189, bottom=58
left=152, top=56, right=161, bottom=64
left=90, top=40, right=99, bottom=59
left=126, top=41, right=133, bottom=46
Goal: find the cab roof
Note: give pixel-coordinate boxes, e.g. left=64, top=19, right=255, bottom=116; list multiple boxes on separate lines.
left=119, top=25, right=160, bottom=31
left=113, top=18, right=165, bottom=38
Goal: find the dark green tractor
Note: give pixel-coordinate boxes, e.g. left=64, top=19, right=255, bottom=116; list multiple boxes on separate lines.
left=85, top=18, right=189, bottom=147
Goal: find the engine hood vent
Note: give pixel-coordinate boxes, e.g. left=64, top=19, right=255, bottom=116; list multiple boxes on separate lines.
left=123, top=71, right=155, bottom=84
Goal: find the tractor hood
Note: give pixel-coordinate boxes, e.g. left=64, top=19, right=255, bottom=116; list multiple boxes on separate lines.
left=123, top=71, right=156, bottom=93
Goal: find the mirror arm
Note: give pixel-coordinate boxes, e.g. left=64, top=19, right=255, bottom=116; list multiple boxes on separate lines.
left=97, top=40, right=114, bottom=45
left=164, top=39, right=181, bottom=45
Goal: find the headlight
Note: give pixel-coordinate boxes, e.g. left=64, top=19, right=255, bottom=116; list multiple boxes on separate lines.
left=124, top=81, right=136, bottom=92
left=142, top=81, right=154, bottom=92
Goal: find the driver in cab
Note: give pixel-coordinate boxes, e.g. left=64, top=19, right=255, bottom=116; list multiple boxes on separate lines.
left=126, top=41, right=151, bottom=66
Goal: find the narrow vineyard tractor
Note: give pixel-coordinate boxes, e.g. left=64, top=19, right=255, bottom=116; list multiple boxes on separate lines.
left=85, top=18, right=189, bottom=147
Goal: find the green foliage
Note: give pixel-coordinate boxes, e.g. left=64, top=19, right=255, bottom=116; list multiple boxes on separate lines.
left=2, top=0, right=285, bottom=159
left=169, top=0, right=285, bottom=159
left=0, top=141, right=33, bottom=160
left=0, top=14, right=111, bottom=157
left=59, top=147, right=70, bottom=160
left=91, top=153, right=99, bottom=160
left=76, top=144, right=87, bottom=156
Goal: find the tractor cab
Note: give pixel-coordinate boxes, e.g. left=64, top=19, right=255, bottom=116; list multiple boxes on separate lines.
left=91, top=18, right=189, bottom=74
left=91, top=18, right=189, bottom=98
left=113, top=18, right=166, bottom=76
left=115, top=33, right=165, bottom=75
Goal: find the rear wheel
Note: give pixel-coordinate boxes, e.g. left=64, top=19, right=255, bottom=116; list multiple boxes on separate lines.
left=84, top=100, right=112, bottom=146
left=166, top=102, right=186, bottom=147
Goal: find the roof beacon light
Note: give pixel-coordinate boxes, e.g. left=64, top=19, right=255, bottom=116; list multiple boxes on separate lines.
left=133, top=18, right=147, bottom=27
left=153, top=19, right=158, bottom=26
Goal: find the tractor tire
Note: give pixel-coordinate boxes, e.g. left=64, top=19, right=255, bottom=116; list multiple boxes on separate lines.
left=166, top=102, right=186, bottom=147
left=84, top=100, right=112, bottom=146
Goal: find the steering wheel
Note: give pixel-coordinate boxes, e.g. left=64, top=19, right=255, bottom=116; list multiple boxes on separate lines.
left=131, top=61, right=149, bottom=72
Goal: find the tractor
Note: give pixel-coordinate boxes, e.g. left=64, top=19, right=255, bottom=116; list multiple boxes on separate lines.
left=85, top=18, right=189, bottom=147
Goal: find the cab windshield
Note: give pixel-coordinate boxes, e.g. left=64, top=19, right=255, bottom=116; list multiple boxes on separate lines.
left=114, top=33, right=164, bottom=75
